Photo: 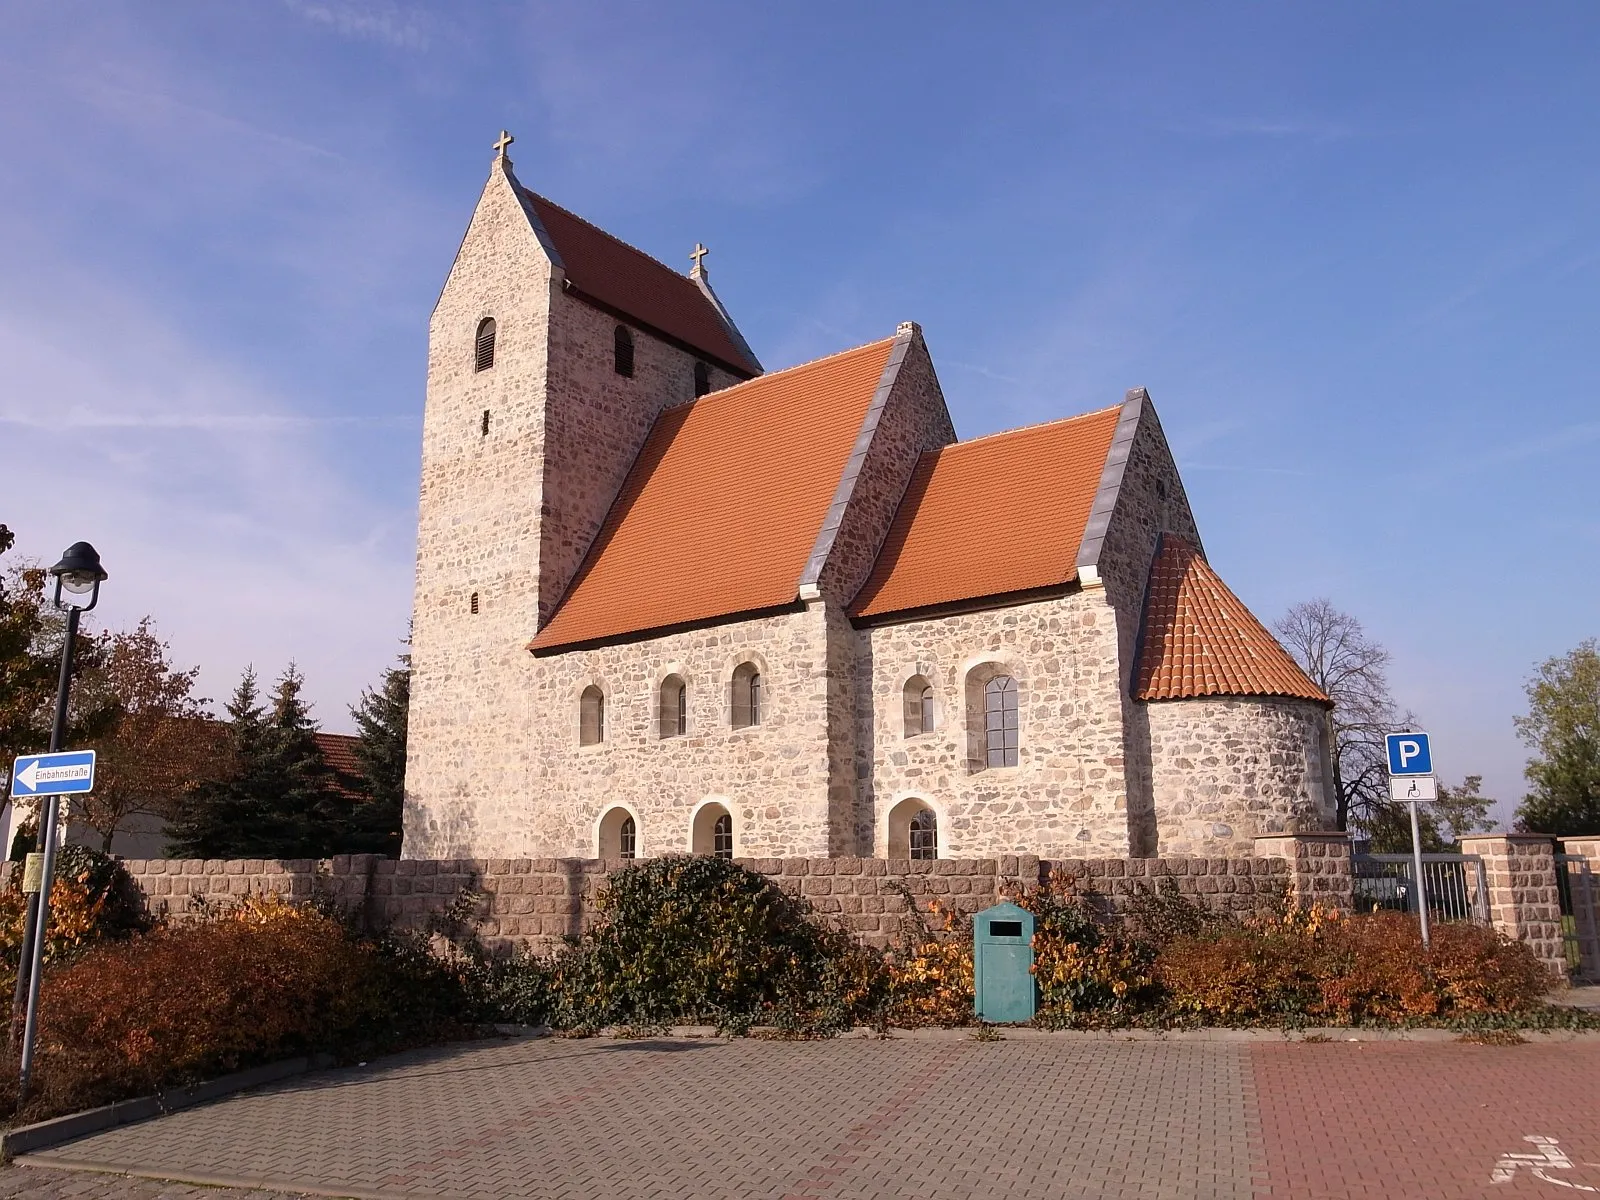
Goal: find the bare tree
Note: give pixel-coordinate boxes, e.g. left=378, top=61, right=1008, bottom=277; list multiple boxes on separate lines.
left=1274, top=599, right=1416, bottom=839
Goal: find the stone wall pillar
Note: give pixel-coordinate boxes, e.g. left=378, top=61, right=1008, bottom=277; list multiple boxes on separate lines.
left=1458, top=834, right=1566, bottom=981
left=1252, top=831, right=1353, bottom=910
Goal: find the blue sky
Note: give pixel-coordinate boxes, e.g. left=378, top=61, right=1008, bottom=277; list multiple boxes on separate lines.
left=2, top=1, right=1596, bottom=823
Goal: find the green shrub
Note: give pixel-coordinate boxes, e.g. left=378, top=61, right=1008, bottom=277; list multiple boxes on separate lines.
left=521, top=857, right=884, bottom=1033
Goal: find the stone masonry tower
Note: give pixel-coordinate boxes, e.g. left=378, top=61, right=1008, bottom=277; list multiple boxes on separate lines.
left=405, top=134, right=762, bottom=856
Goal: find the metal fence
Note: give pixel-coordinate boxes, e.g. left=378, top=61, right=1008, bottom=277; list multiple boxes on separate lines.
left=1351, top=853, right=1490, bottom=925
left=1555, top=854, right=1600, bottom=981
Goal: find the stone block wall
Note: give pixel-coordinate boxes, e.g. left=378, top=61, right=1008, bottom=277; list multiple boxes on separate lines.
left=1252, top=831, right=1354, bottom=909
left=1458, top=833, right=1567, bottom=979
left=114, top=850, right=1295, bottom=954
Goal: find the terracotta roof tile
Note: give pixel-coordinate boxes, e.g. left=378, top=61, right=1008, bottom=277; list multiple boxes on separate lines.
left=526, top=192, right=761, bottom=376
left=313, top=732, right=366, bottom=800
left=850, top=406, right=1123, bottom=618
left=531, top=338, right=897, bottom=652
left=1135, top=536, right=1328, bottom=704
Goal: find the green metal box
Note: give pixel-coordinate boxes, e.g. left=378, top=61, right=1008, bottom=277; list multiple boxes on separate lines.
left=972, top=900, right=1036, bottom=1023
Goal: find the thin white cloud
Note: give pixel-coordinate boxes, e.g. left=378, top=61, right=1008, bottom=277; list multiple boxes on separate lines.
left=280, top=0, right=434, bottom=50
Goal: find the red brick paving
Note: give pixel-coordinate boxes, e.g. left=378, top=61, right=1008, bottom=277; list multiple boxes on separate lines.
left=1250, top=1040, right=1600, bottom=1199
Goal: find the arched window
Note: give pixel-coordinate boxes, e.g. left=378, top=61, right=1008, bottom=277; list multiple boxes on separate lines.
left=731, top=663, right=762, bottom=728
left=579, top=685, right=605, bottom=746
left=659, top=674, right=687, bottom=738
left=693, top=360, right=711, bottom=397
left=692, top=802, right=733, bottom=857
left=887, top=797, right=938, bottom=860
left=902, top=675, right=935, bottom=736
left=984, top=675, right=1018, bottom=768
left=614, top=325, right=634, bottom=377
left=598, top=806, right=637, bottom=859
left=474, top=318, right=497, bottom=372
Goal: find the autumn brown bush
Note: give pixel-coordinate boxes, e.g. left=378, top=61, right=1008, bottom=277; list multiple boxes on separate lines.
left=0, top=893, right=470, bottom=1124
left=1155, top=908, right=1550, bottom=1024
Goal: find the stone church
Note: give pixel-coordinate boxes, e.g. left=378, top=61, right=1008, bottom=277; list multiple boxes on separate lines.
left=403, top=136, right=1333, bottom=864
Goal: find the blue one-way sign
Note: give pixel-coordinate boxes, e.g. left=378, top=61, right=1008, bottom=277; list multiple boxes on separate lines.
left=1385, top=732, right=1433, bottom=777
left=9, top=750, right=96, bottom=797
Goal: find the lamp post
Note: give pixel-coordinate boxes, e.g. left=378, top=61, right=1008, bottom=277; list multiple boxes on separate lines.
left=11, top=542, right=106, bottom=1102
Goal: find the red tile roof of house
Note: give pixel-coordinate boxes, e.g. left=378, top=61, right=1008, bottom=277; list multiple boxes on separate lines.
left=1135, top=536, right=1328, bottom=704
left=525, top=191, right=761, bottom=376
left=313, top=732, right=365, bottom=800
left=850, top=405, right=1123, bottom=618
left=531, top=338, right=898, bottom=652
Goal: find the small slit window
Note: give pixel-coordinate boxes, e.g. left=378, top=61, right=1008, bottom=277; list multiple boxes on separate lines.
left=614, top=325, right=634, bottom=377
left=659, top=675, right=687, bottom=739
left=579, top=685, right=605, bottom=746
left=984, top=675, right=1019, bottom=768
left=480, top=409, right=490, bottom=437
left=693, top=361, right=711, bottom=398
left=469, top=591, right=479, bottom=615
left=474, top=318, right=496, bottom=372
left=731, top=663, right=762, bottom=728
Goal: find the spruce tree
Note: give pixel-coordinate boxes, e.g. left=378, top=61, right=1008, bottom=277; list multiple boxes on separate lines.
left=166, top=666, right=270, bottom=857
left=347, top=649, right=409, bottom=856
left=257, top=663, right=342, bottom=857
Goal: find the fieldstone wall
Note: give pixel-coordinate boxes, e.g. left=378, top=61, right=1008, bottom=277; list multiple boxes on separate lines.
left=407, top=155, right=749, bottom=861
left=111, top=852, right=1294, bottom=953
left=1147, top=697, right=1335, bottom=856
left=521, top=608, right=838, bottom=859
left=864, top=591, right=1134, bottom=858
left=1077, top=391, right=1202, bottom=855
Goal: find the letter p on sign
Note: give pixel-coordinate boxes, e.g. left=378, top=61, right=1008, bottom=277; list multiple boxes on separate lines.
left=1385, top=732, right=1433, bottom=776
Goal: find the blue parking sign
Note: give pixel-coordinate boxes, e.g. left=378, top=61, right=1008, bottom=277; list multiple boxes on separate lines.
left=1385, top=732, right=1432, bottom=776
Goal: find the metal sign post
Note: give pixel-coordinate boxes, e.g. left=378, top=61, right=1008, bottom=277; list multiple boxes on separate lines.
left=1386, top=732, right=1436, bottom=950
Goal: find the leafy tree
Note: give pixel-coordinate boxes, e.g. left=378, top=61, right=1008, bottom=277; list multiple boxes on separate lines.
left=1514, top=640, right=1600, bottom=836
left=347, top=647, right=409, bottom=857
left=68, top=619, right=219, bottom=852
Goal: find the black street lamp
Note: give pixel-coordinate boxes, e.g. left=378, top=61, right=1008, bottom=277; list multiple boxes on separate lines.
left=11, top=542, right=106, bottom=1101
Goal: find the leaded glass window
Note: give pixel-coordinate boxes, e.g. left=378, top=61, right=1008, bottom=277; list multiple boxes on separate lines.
left=619, top=815, right=636, bottom=859
left=984, top=675, right=1018, bottom=768
left=909, top=808, right=937, bottom=860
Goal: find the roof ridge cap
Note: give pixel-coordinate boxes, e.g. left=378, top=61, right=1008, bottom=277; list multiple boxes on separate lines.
left=938, top=402, right=1124, bottom=453
left=655, top=335, right=898, bottom=417
left=524, top=188, right=698, bottom=282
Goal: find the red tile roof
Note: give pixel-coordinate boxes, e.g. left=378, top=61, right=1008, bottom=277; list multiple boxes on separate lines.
left=1135, top=536, right=1328, bottom=704
left=531, top=338, right=897, bottom=652
left=850, top=406, right=1123, bottom=618
left=525, top=191, right=761, bottom=376
left=314, top=732, right=365, bottom=800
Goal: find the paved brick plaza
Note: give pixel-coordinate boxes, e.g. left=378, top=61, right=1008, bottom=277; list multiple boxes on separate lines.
left=6, top=1035, right=1599, bottom=1199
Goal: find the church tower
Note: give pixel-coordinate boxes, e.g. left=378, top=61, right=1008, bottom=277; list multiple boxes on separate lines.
left=405, top=133, right=761, bottom=856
